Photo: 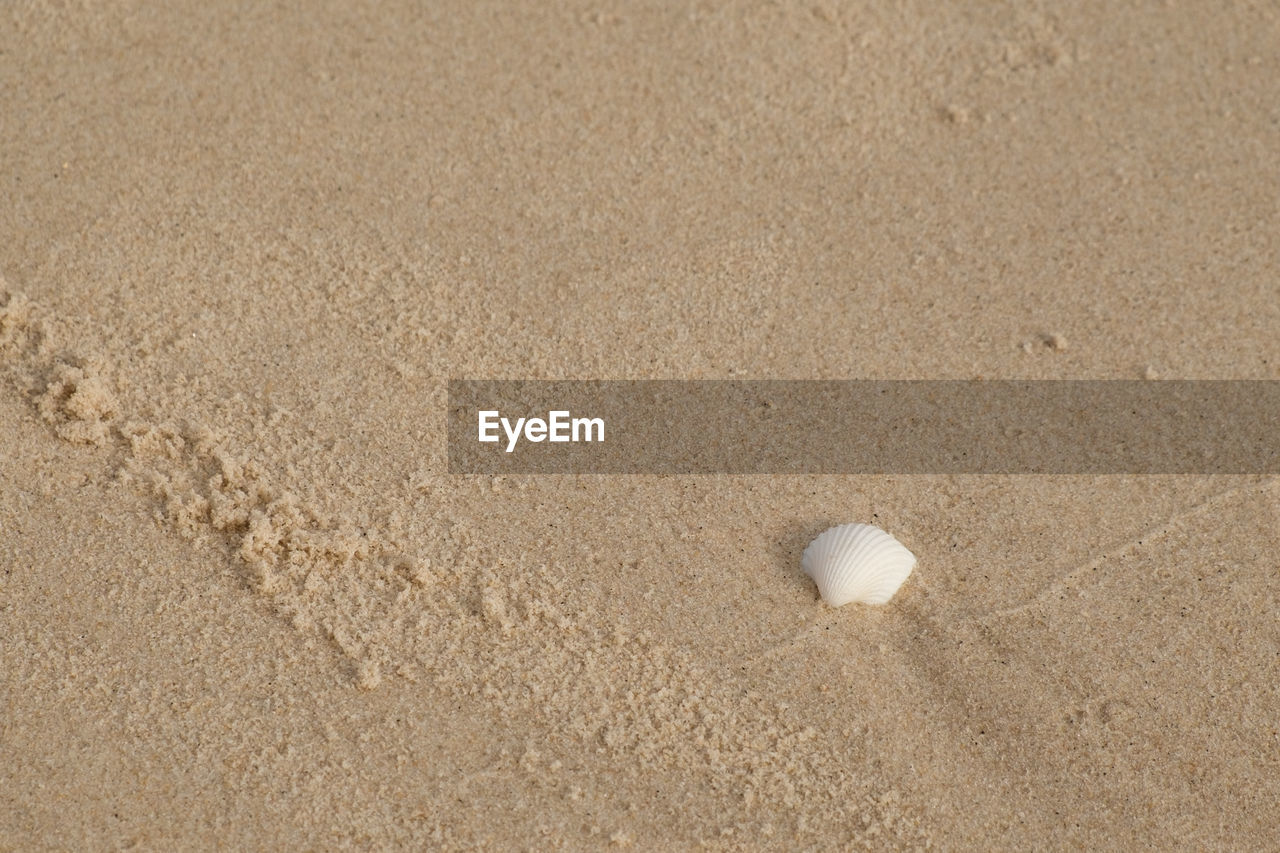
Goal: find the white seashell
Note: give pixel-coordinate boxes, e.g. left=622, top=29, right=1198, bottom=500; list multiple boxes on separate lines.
left=801, top=523, right=916, bottom=607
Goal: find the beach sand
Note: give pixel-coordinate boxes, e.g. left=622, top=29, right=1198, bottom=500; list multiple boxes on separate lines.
left=3, top=1, right=1278, bottom=848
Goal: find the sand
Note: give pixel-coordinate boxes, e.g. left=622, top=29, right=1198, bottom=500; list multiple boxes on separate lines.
left=3, top=1, right=1279, bottom=848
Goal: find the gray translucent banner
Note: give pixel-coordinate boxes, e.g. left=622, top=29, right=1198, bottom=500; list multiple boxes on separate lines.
left=447, top=380, right=1280, bottom=474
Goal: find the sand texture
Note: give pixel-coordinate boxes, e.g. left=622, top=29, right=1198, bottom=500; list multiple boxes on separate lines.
left=3, top=1, right=1279, bottom=848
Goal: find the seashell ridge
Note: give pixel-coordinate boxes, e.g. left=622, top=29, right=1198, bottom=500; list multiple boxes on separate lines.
left=801, top=523, right=916, bottom=607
